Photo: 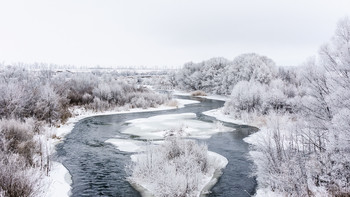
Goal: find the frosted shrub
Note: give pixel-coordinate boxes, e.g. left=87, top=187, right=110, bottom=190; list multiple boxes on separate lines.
left=0, top=119, right=39, bottom=166
left=174, top=54, right=277, bottom=95
left=81, top=93, right=93, bottom=104
left=90, top=97, right=110, bottom=112
left=166, top=100, right=179, bottom=107
left=128, top=130, right=210, bottom=197
left=223, top=80, right=265, bottom=117
left=0, top=66, right=169, bottom=123
left=0, top=153, right=41, bottom=197
left=92, top=83, right=112, bottom=101
left=191, top=90, right=207, bottom=97
left=0, top=119, right=42, bottom=197
left=261, top=87, right=287, bottom=113
left=34, top=84, right=64, bottom=125
left=247, top=114, right=311, bottom=196
left=130, top=92, right=169, bottom=109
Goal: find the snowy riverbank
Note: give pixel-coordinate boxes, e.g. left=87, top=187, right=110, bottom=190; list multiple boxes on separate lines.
left=172, top=90, right=229, bottom=102
left=43, top=98, right=199, bottom=197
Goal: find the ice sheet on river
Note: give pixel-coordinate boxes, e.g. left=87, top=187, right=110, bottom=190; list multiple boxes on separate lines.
left=105, top=138, right=144, bottom=152
left=121, top=113, right=232, bottom=140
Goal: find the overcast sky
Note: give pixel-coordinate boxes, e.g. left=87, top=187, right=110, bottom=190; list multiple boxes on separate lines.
left=0, top=0, right=350, bottom=68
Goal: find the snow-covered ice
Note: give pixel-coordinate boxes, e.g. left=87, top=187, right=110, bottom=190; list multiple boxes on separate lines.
left=121, top=113, right=232, bottom=139
left=105, top=138, right=144, bottom=152
left=176, top=98, right=200, bottom=107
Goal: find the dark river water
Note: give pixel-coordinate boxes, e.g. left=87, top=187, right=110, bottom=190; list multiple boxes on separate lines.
left=55, top=96, right=258, bottom=197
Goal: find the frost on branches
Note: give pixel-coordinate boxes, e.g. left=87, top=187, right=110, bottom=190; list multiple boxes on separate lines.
left=245, top=17, right=350, bottom=196
left=127, top=129, right=228, bottom=197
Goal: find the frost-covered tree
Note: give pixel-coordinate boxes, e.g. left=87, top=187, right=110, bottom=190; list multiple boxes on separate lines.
left=310, top=17, right=350, bottom=195
left=221, top=53, right=277, bottom=95
left=34, top=84, right=64, bottom=125
left=223, top=80, right=265, bottom=117
left=175, top=57, right=231, bottom=94
left=248, top=17, right=350, bottom=196
left=174, top=54, right=277, bottom=95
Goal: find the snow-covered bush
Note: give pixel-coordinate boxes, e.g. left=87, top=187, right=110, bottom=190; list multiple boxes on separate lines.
left=0, top=66, right=169, bottom=123
left=129, top=92, right=168, bottom=109
left=174, top=53, right=277, bottom=95
left=0, top=118, right=44, bottom=197
left=0, top=153, right=41, bottom=197
left=260, top=79, right=289, bottom=113
left=175, top=57, right=230, bottom=94
left=128, top=129, right=220, bottom=197
left=246, top=114, right=312, bottom=196
left=34, top=84, right=66, bottom=125
left=89, top=97, right=110, bottom=112
left=223, top=70, right=302, bottom=119
left=223, top=81, right=265, bottom=117
left=92, top=83, right=112, bottom=102
left=0, top=119, right=39, bottom=166
left=221, top=53, right=277, bottom=95
left=191, top=90, right=207, bottom=97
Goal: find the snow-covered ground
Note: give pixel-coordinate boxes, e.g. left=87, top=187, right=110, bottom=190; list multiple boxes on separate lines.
left=42, top=162, right=72, bottom=197
left=172, top=90, right=191, bottom=96
left=172, top=90, right=229, bottom=101
left=43, top=98, right=199, bottom=197
left=203, top=107, right=267, bottom=128
left=200, top=151, right=229, bottom=195
left=203, top=108, right=248, bottom=125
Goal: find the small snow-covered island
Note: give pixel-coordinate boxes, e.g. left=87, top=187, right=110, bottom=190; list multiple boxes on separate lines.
left=127, top=129, right=228, bottom=197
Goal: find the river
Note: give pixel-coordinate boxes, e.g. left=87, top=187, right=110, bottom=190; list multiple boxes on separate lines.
left=55, top=96, right=258, bottom=197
